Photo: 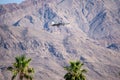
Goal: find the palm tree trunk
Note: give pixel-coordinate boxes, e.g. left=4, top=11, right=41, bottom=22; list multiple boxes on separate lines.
left=20, top=73, right=24, bottom=80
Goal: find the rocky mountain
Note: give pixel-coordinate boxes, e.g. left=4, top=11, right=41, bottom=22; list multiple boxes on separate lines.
left=0, top=0, right=120, bottom=80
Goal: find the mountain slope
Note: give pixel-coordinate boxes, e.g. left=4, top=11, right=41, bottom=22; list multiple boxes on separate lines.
left=0, top=0, right=120, bottom=80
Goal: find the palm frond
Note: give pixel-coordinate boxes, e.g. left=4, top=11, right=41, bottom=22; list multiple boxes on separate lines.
left=64, top=73, right=72, bottom=80
left=81, top=69, right=87, bottom=73
left=21, top=55, right=26, bottom=61
left=7, top=66, right=13, bottom=71
left=8, top=55, right=34, bottom=80
left=28, top=68, right=34, bottom=73
left=15, top=56, right=21, bottom=68
left=64, top=61, right=87, bottom=80
left=24, top=74, right=33, bottom=80
left=22, top=58, right=31, bottom=68
left=11, top=70, right=17, bottom=80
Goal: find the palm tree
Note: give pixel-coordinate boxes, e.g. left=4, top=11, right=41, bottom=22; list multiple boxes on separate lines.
left=64, top=61, right=87, bottom=80
left=7, top=55, right=34, bottom=80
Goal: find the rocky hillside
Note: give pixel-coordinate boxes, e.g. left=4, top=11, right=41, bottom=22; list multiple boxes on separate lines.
left=0, top=0, right=120, bottom=80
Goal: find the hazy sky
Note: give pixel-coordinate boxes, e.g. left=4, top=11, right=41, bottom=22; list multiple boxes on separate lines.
left=0, top=0, right=25, bottom=4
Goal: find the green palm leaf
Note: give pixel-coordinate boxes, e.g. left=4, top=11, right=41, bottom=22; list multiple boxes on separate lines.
left=7, top=66, right=13, bottom=71
left=8, top=55, right=34, bottom=80
left=24, top=74, right=33, bottom=80
left=11, top=70, right=18, bottom=80
left=64, top=61, right=87, bottom=80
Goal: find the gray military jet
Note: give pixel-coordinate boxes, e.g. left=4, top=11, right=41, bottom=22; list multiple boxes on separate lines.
left=51, top=22, right=69, bottom=27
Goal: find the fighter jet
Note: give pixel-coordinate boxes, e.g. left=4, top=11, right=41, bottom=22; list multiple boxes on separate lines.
left=51, top=21, right=69, bottom=27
